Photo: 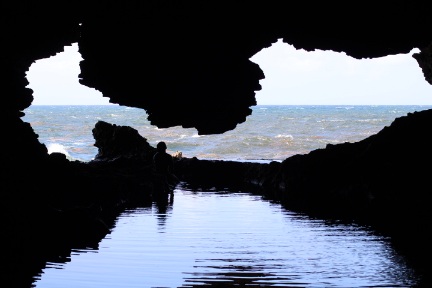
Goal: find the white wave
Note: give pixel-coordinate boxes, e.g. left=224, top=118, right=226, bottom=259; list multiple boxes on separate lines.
left=357, top=119, right=382, bottom=122
left=47, top=143, right=69, bottom=155
left=192, top=134, right=200, bottom=138
left=47, top=143, right=83, bottom=162
left=275, top=134, right=294, bottom=140
left=46, top=142, right=76, bottom=159
left=317, top=119, right=344, bottom=122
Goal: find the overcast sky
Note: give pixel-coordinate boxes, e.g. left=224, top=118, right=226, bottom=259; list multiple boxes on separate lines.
left=26, top=40, right=432, bottom=106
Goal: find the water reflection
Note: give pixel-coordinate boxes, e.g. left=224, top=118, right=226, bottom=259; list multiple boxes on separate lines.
left=33, top=184, right=420, bottom=287
left=151, top=190, right=174, bottom=231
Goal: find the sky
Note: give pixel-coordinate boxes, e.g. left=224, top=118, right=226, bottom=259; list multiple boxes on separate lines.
left=26, top=39, right=432, bottom=105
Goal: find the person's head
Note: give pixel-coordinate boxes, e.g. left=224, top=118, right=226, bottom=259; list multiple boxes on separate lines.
left=156, top=141, right=167, bottom=152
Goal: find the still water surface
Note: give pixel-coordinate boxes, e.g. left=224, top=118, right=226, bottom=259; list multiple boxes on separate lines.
left=33, top=184, right=418, bottom=287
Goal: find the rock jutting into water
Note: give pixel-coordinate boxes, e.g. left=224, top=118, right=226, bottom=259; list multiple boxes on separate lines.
left=3, top=112, right=432, bottom=287
left=90, top=110, right=432, bottom=284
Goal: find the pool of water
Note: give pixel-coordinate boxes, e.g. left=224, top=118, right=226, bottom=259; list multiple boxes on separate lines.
left=33, top=183, right=419, bottom=287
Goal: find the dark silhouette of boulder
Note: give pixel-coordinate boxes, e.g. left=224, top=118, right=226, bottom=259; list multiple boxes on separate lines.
left=92, top=120, right=156, bottom=162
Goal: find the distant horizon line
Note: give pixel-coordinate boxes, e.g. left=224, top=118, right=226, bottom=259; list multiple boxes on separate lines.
left=28, top=104, right=432, bottom=106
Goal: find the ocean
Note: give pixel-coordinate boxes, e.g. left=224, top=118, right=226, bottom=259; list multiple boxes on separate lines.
left=22, top=105, right=432, bottom=163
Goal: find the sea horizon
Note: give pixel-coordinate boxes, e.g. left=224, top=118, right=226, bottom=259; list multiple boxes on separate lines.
left=22, top=104, right=432, bottom=163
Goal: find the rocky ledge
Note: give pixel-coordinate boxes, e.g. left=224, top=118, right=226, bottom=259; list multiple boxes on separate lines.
left=3, top=110, right=432, bottom=286
left=175, top=109, right=432, bottom=279
left=88, top=109, right=432, bottom=280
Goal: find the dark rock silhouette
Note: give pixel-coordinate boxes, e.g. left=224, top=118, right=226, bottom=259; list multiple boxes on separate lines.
left=2, top=1, right=432, bottom=286
left=175, top=109, right=432, bottom=280
left=89, top=111, right=432, bottom=275
left=91, top=120, right=156, bottom=162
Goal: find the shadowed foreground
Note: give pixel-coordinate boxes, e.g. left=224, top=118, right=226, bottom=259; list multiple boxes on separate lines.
left=4, top=109, right=432, bottom=287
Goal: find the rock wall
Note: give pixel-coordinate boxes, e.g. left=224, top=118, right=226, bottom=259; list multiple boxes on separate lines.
left=2, top=1, right=432, bottom=286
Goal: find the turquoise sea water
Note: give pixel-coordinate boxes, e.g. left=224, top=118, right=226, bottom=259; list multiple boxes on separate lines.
left=22, top=105, right=432, bottom=162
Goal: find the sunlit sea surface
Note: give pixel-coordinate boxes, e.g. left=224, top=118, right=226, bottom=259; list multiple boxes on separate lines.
left=24, top=105, right=429, bottom=287
left=22, top=104, right=432, bottom=162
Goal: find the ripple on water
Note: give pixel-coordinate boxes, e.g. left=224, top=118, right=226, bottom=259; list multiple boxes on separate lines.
left=33, top=184, right=420, bottom=288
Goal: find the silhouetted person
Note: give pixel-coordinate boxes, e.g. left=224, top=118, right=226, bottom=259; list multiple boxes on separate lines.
left=153, top=141, right=178, bottom=195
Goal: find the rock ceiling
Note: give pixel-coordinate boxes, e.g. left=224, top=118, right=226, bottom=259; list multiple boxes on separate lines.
left=3, top=1, right=432, bottom=134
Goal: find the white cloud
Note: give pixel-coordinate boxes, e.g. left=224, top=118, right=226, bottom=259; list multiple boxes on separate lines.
left=26, top=43, right=113, bottom=105
left=251, top=39, right=432, bottom=105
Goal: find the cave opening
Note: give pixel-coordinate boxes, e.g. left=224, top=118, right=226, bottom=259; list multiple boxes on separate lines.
left=23, top=40, right=432, bottom=162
